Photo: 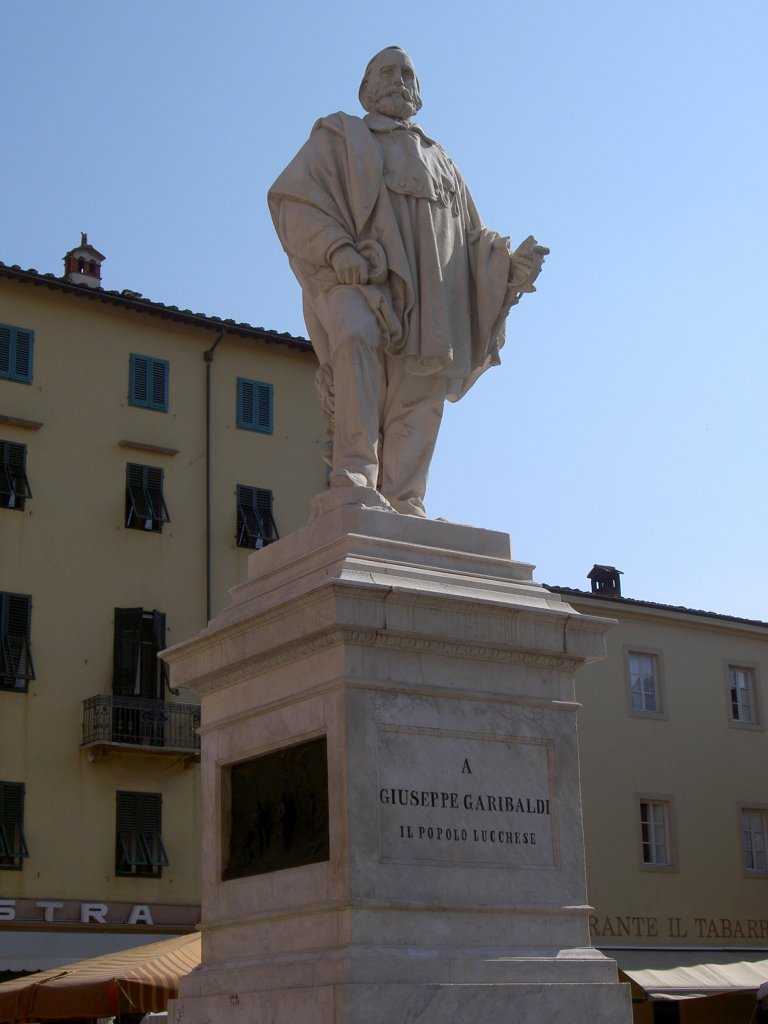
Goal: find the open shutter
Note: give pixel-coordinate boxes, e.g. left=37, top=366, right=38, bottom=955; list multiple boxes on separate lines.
left=1, top=594, right=34, bottom=685
left=113, top=608, right=143, bottom=696
left=145, top=467, right=171, bottom=523
left=117, top=791, right=145, bottom=867
left=117, top=792, right=168, bottom=873
left=0, top=782, right=29, bottom=862
left=256, top=488, right=279, bottom=542
left=1, top=443, right=32, bottom=508
left=126, top=464, right=152, bottom=526
left=151, top=610, right=169, bottom=693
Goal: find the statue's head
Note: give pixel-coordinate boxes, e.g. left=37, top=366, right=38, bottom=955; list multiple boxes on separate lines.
left=359, top=46, right=422, bottom=119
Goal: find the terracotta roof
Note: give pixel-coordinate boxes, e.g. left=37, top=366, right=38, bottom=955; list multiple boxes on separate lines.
left=546, top=585, right=768, bottom=629
left=0, top=261, right=312, bottom=352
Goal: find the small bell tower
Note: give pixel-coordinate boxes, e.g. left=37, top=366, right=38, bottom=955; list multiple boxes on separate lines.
left=63, top=233, right=105, bottom=289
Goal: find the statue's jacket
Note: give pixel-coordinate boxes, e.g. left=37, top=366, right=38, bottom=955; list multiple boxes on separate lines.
left=268, top=111, right=517, bottom=400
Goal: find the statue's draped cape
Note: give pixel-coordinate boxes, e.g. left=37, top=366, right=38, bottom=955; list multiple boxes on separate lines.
left=268, top=111, right=516, bottom=401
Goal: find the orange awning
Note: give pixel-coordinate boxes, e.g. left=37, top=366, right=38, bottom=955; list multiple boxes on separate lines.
left=0, top=931, right=200, bottom=1021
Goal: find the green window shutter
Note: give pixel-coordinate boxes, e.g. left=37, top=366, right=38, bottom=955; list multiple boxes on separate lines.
left=1, top=441, right=32, bottom=510
left=129, top=354, right=149, bottom=405
left=150, top=360, right=168, bottom=410
left=113, top=607, right=144, bottom=696
left=126, top=463, right=170, bottom=531
left=236, top=485, right=279, bottom=548
left=237, top=378, right=273, bottom=433
left=116, top=791, right=168, bottom=874
left=1, top=593, right=34, bottom=689
left=0, top=327, right=10, bottom=377
left=129, top=355, right=169, bottom=411
left=151, top=610, right=170, bottom=693
left=0, top=782, right=29, bottom=866
left=0, top=325, right=34, bottom=384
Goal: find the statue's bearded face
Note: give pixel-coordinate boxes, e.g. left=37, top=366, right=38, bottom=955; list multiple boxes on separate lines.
left=360, top=49, right=422, bottom=119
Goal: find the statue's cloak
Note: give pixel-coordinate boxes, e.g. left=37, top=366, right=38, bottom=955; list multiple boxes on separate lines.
left=268, top=111, right=516, bottom=400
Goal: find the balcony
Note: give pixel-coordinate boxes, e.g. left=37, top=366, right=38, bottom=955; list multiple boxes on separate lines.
left=82, top=695, right=200, bottom=763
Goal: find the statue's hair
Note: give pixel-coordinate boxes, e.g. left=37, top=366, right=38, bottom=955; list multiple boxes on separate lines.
left=359, top=46, right=422, bottom=113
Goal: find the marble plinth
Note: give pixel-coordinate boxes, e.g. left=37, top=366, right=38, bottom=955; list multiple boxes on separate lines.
left=163, top=496, right=631, bottom=1022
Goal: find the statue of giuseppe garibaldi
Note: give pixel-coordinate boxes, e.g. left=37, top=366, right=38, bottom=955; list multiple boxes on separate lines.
left=268, top=46, right=547, bottom=517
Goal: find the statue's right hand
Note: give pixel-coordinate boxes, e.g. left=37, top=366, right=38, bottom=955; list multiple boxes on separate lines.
left=330, top=245, right=370, bottom=285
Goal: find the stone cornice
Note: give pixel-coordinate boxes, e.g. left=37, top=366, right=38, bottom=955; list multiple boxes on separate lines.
left=182, top=624, right=585, bottom=697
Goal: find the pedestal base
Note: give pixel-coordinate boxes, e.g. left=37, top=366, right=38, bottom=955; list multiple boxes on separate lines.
left=164, top=503, right=631, bottom=1022
left=173, top=953, right=630, bottom=1022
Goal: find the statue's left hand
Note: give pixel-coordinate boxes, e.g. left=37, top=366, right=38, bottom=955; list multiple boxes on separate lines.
left=510, top=235, right=549, bottom=292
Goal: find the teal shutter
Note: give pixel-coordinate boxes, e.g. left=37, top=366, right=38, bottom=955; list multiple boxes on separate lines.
left=237, top=378, right=273, bottom=433
left=129, top=354, right=149, bottom=405
left=129, top=355, right=168, bottom=411
left=150, top=359, right=168, bottom=409
left=0, top=327, right=10, bottom=377
left=0, top=325, right=34, bottom=384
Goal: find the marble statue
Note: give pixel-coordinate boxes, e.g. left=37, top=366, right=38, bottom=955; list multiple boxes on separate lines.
left=269, top=46, right=547, bottom=516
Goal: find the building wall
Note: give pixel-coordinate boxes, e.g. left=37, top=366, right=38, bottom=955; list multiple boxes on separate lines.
left=567, top=592, right=768, bottom=949
left=0, top=275, right=327, bottom=964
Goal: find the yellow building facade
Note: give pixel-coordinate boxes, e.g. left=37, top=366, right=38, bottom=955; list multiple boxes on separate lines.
left=553, top=570, right=768, bottom=1023
left=0, top=243, right=327, bottom=972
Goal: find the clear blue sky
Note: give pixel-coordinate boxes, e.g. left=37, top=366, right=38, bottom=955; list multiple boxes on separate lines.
left=4, top=1, right=766, bottom=620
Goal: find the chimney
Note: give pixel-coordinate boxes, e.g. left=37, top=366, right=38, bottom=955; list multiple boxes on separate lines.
left=63, top=232, right=105, bottom=289
left=587, top=564, right=623, bottom=597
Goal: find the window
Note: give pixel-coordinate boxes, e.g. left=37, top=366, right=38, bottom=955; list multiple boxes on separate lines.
left=125, top=463, right=170, bottom=532
left=0, top=782, right=29, bottom=869
left=741, top=809, right=768, bottom=873
left=0, top=324, right=34, bottom=384
left=129, top=354, right=169, bottom=412
left=236, top=485, right=279, bottom=549
left=116, top=791, right=169, bottom=877
left=728, top=665, right=759, bottom=726
left=628, top=650, right=662, bottom=714
left=113, top=608, right=168, bottom=699
left=0, top=592, right=34, bottom=691
left=236, top=378, right=273, bottom=433
left=1, top=441, right=32, bottom=511
left=639, top=799, right=673, bottom=868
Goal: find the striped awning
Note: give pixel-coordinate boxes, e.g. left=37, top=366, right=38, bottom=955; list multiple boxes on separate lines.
left=0, top=932, right=200, bottom=1021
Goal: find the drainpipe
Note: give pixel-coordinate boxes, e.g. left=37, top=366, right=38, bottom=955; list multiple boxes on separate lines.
left=204, top=330, right=226, bottom=623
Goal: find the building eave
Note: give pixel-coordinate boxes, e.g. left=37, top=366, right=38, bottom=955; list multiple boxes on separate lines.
left=0, top=261, right=313, bottom=353
left=546, top=585, right=768, bottom=631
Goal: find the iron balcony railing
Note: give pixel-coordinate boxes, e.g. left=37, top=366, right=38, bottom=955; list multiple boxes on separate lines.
left=82, top=695, right=201, bottom=756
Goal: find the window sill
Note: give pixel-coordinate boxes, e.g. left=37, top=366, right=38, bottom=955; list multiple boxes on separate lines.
left=0, top=414, right=43, bottom=430
left=119, top=439, right=179, bottom=456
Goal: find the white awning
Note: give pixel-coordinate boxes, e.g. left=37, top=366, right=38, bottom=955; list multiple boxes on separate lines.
left=609, top=949, right=768, bottom=1000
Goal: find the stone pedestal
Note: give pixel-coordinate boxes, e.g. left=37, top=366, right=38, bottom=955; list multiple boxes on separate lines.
left=164, top=495, right=631, bottom=1022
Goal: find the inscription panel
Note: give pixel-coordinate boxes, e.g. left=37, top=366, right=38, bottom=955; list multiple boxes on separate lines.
left=376, top=727, right=556, bottom=868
